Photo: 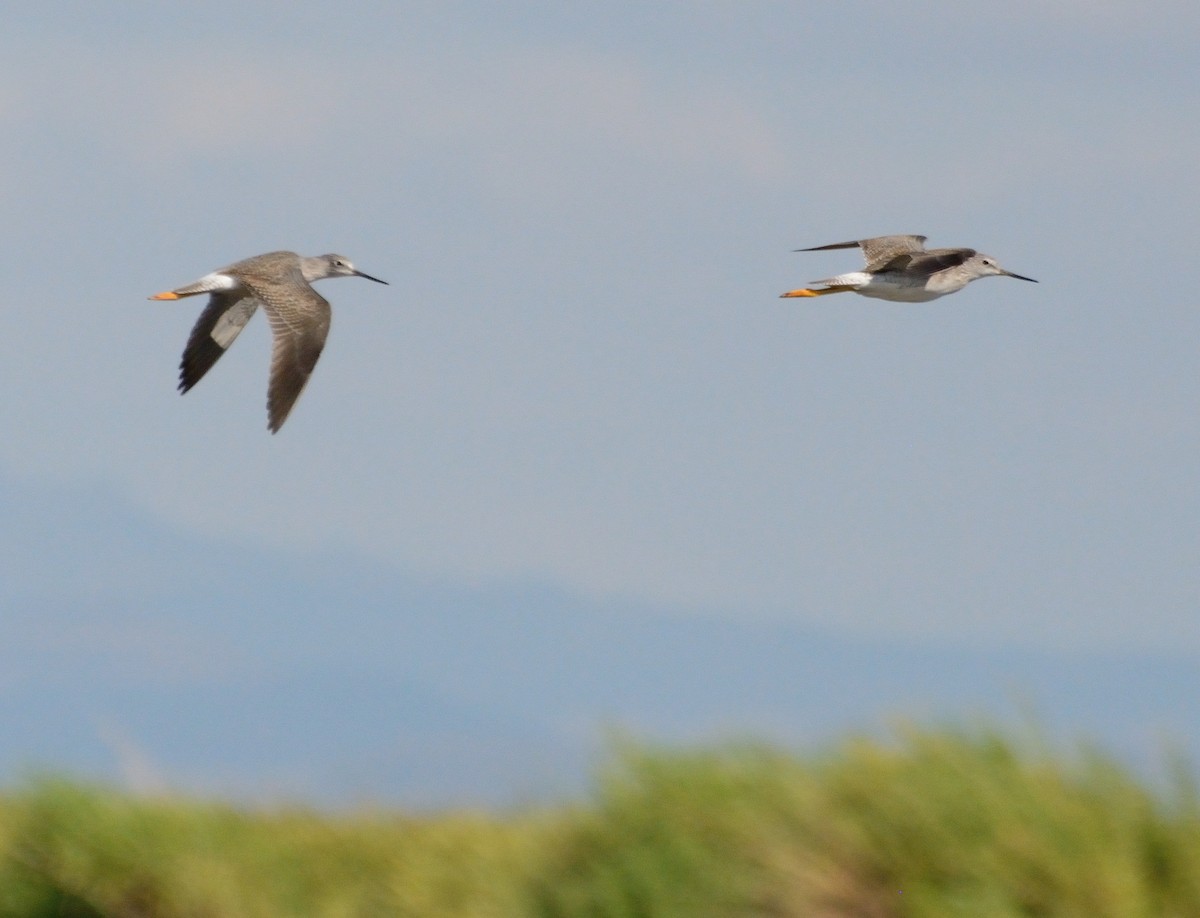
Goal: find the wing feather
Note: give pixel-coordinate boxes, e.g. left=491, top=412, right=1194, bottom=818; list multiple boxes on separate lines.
left=178, top=291, right=260, bottom=393
left=240, top=269, right=332, bottom=433
left=798, top=235, right=928, bottom=268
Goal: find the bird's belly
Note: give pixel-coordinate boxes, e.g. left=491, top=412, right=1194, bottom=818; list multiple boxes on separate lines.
left=856, top=280, right=943, bottom=302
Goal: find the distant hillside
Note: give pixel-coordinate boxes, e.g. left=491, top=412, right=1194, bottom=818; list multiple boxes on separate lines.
left=3, top=474, right=1199, bottom=807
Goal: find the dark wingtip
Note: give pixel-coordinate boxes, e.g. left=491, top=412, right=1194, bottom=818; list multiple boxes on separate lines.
left=267, top=404, right=289, bottom=434
left=793, top=240, right=863, bottom=253
left=177, top=336, right=228, bottom=394
left=177, top=366, right=196, bottom=395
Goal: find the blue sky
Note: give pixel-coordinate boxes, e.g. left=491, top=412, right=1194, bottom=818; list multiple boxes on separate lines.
left=1, top=2, right=1198, bottom=802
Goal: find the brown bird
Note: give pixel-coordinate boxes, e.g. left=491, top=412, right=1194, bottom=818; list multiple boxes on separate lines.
left=150, top=251, right=387, bottom=432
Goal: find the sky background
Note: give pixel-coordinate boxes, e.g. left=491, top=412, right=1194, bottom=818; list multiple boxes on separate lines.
left=2, top=2, right=1198, bottom=805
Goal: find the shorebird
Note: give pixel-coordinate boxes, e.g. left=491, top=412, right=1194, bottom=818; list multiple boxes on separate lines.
left=150, top=250, right=387, bottom=433
left=780, top=234, right=1036, bottom=302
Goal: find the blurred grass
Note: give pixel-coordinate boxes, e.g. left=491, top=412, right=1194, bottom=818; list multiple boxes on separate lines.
left=2, top=725, right=1199, bottom=916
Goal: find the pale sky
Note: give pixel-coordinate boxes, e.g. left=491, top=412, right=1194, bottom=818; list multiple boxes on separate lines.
left=1, top=2, right=1199, bottom=799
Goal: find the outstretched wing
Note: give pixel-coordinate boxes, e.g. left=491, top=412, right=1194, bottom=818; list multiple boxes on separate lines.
left=178, top=291, right=260, bottom=394
left=241, top=267, right=332, bottom=433
left=797, top=235, right=928, bottom=269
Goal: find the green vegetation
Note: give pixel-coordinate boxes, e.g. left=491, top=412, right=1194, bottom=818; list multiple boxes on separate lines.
left=2, top=725, right=1199, bottom=916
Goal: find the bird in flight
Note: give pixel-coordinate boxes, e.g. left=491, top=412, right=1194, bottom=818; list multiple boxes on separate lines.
left=150, top=250, right=388, bottom=432
left=780, top=234, right=1036, bottom=302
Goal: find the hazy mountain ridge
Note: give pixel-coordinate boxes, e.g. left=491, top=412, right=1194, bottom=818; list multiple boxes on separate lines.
left=2, top=475, right=1196, bottom=806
